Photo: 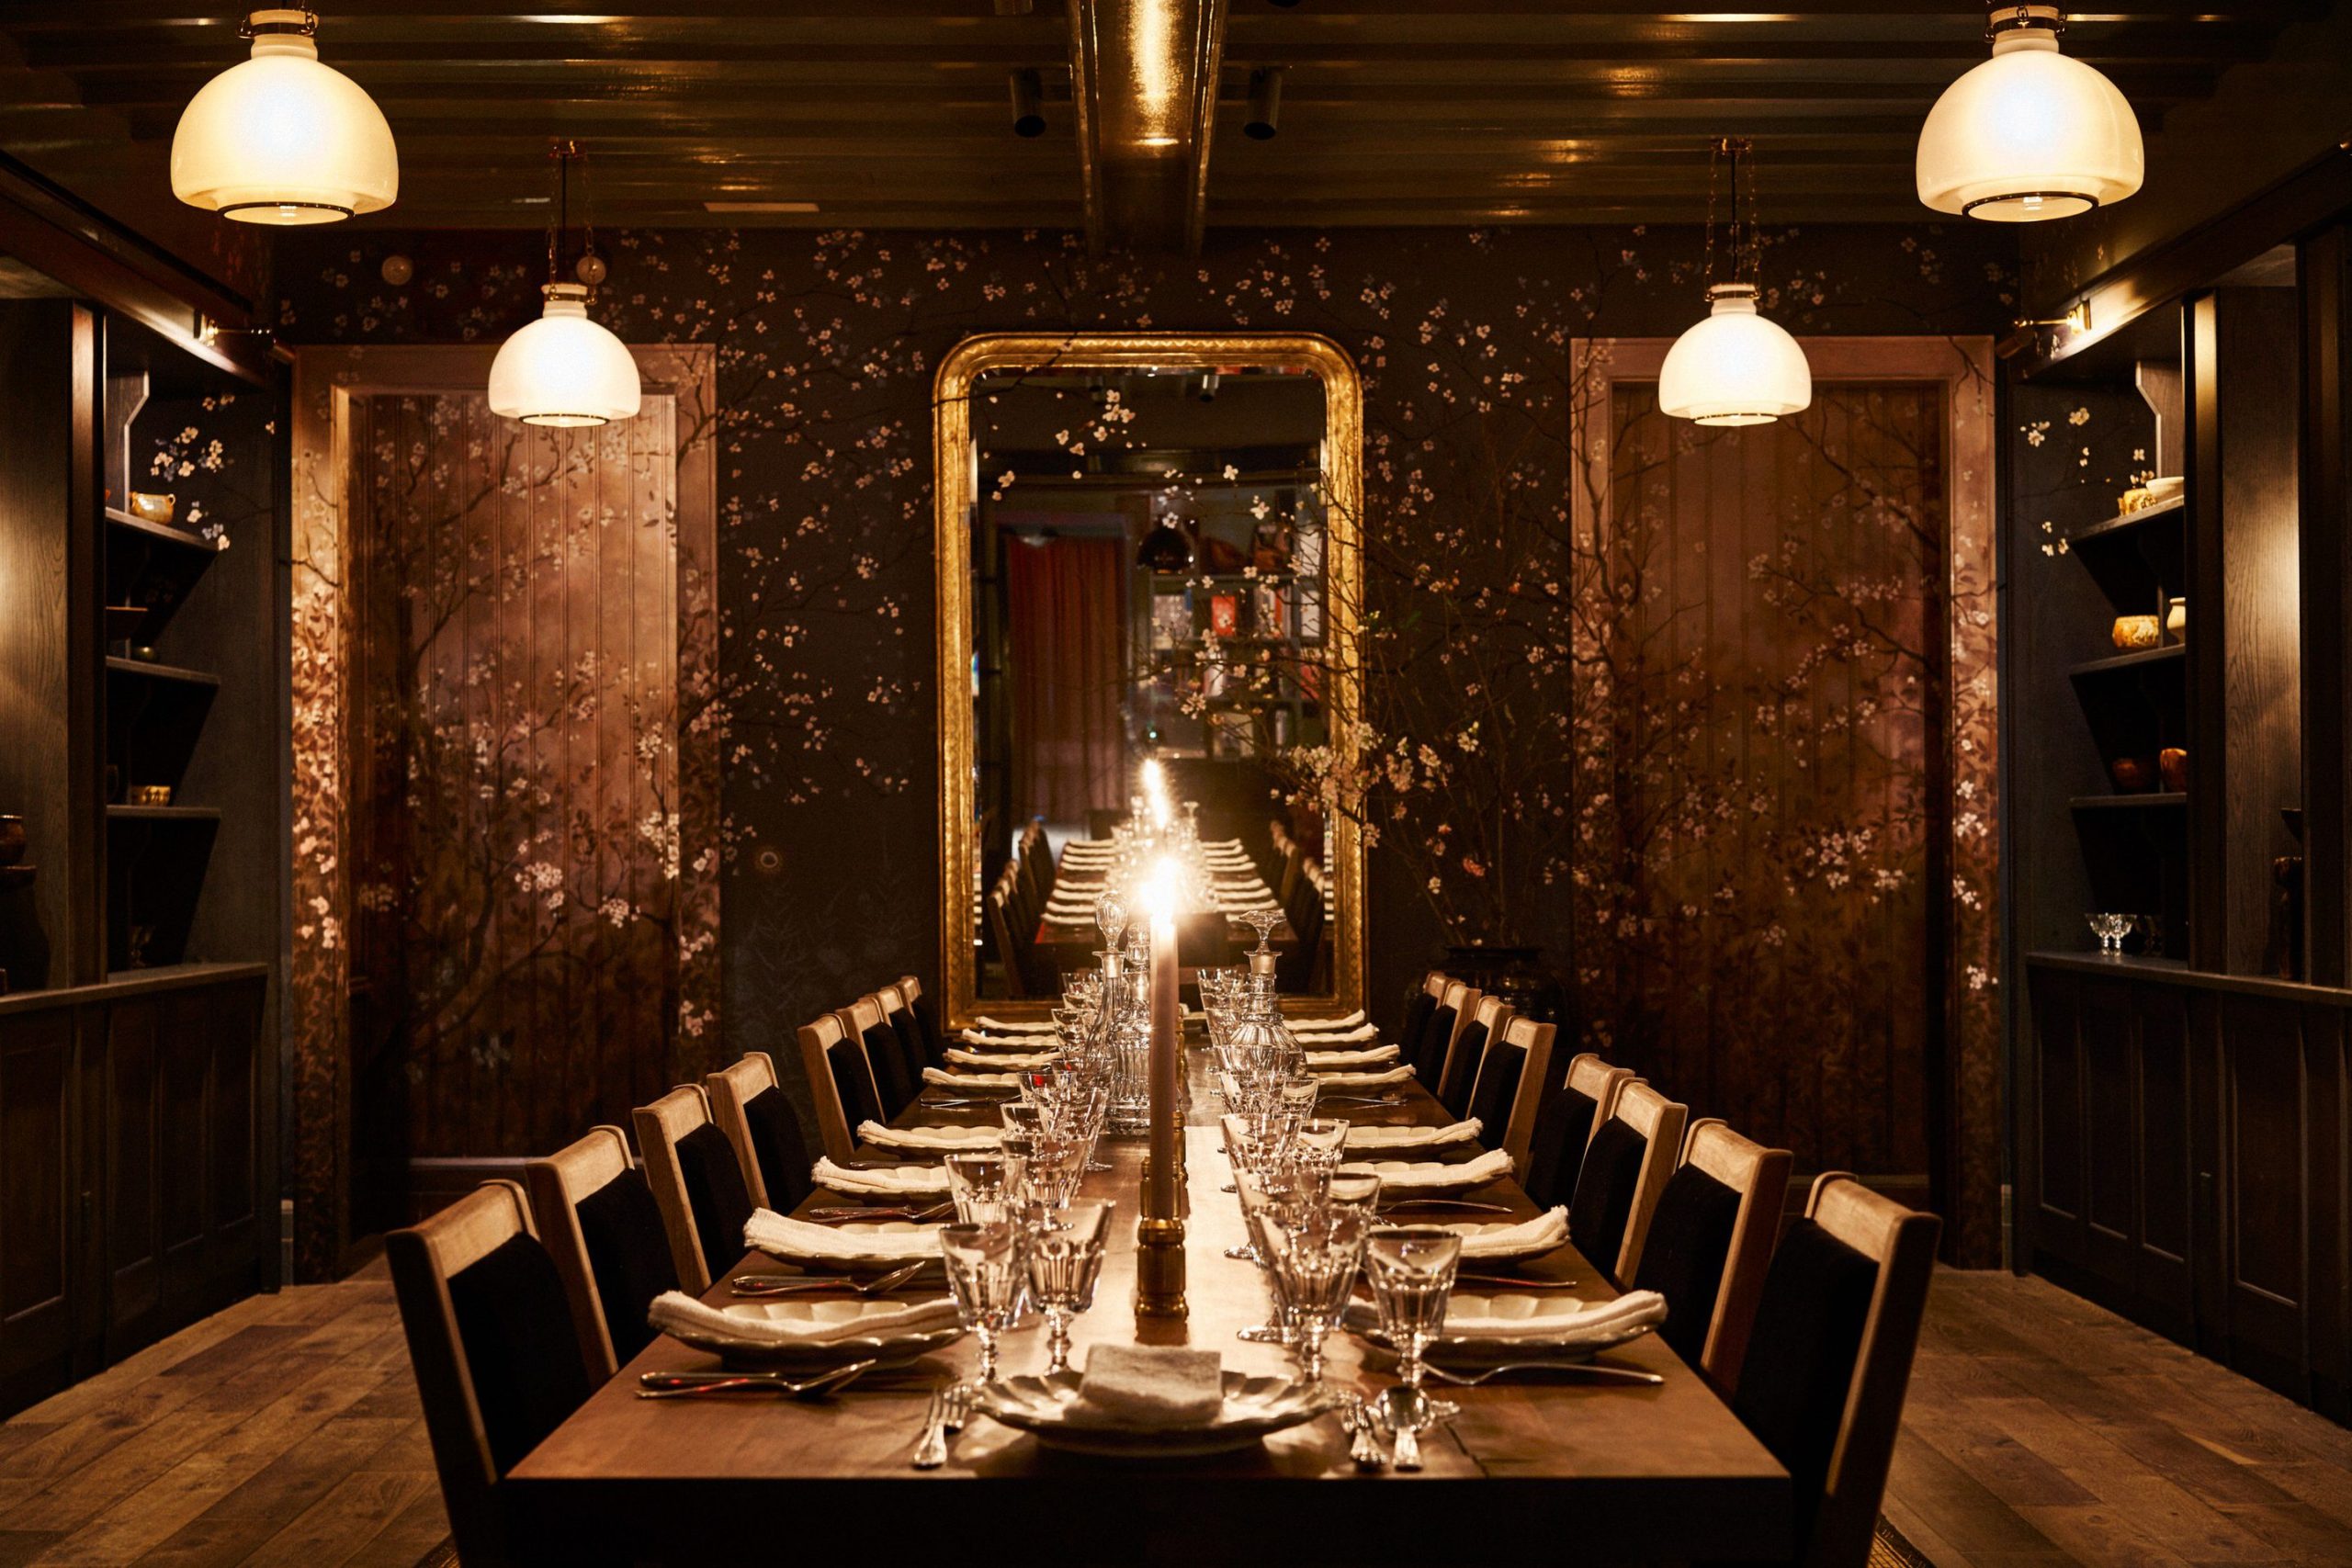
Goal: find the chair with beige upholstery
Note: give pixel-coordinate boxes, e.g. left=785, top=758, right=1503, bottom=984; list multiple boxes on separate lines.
left=632, top=1084, right=756, bottom=1294
left=1730, top=1175, right=1939, bottom=1568
left=1521, top=1051, right=1634, bottom=1209
left=1565, top=1077, right=1688, bottom=1287
left=387, top=1179, right=594, bottom=1568
left=1626, top=1118, right=1793, bottom=1390
left=706, top=1050, right=816, bottom=1214
left=797, top=1008, right=884, bottom=1165
left=1467, top=1010, right=1555, bottom=1171
left=524, top=1124, right=678, bottom=1380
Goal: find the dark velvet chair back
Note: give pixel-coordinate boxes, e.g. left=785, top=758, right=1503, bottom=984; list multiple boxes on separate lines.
left=1566, top=1078, right=1686, bottom=1286
left=796, top=1010, right=879, bottom=1165
left=1395, top=976, right=1441, bottom=1066
left=887, top=976, right=948, bottom=1067
left=388, top=1179, right=593, bottom=1568
left=632, top=1084, right=756, bottom=1293
left=706, top=1050, right=815, bottom=1213
left=1732, top=1175, right=1939, bottom=1568
left=1436, top=994, right=1509, bottom=1117
left=1650, top=1118, right=1793, bottom=1389
left=846, top=992, right=917, bottom=1116
left=1521, top=1052, right=1632, bottom=1208
left=526, top=1123, right=676, bottom=1380
left=1464, top=1034, right=1527, bottom=1145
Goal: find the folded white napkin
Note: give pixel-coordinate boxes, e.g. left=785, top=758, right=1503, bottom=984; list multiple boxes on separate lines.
left=1340, top=1146, right=1515, bottom=1191
left=922, top=1066, right=1020, bottom=1089
left=649, top=1291, right=960, bottom=1347
left=1452, top=1207, right=1570, bottom=1260
left=958, top=1029, right=1061, bottom=1048
left=976, top=1016, right=1059, bottom=1033
left=745, top=1208, right=945, bottom=1262
left=1304, top=1044, right=1399, bottom=1068
left=1070, top=1345, right=1227, bottom=1429
left=811, top=1156, right=951, bottom=1196
left=1345, top=1119, right=1482, bottom=1153
left=1291, top=1010, right=1368, bottom=1032
left=1311, top=1065, right=1417, bottom=1089
left=946, top=1047, right=1059, bottom=1070
left=1292, top=1023, right=1381, bottom=1044
left=1437, top=1289, right=1667, bottom=1344
left=858, top=1121, right=1002, bottom=1153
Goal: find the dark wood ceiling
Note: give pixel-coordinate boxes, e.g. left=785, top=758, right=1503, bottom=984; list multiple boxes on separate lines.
left=0, top=2, right=2319, bottom=240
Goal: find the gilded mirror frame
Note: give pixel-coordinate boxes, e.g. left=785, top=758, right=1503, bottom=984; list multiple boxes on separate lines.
left=933, top=333, right=1365, bottom=1028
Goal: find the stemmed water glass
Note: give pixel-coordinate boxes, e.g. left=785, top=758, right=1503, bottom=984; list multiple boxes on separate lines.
left=940, top=1222, right=1024, bottom=1387
left=1233, top=1160, right=1326, bottom=1339
left=1261, top=1202, right=1368, bottom=1385
left=1291, top=1116, right=1351, bottom=1175
left=1364, top=1227, right=1464, bottom=1427
left=1023, top=1131, right=1088, bottom=1210
left=944, top=1151, right=1027, bottom=1225
left=1023, top=1200, right=1114, bottom=1373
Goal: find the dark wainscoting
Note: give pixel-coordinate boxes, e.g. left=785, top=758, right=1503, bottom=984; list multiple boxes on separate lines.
left=2022, top=952, right=2350, bottom=1418
left=0, top=963, right=272, bottom=1416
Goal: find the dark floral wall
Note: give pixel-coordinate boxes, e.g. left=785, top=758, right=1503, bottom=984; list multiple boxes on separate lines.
left=275, top=221, right=2017, bottom=1253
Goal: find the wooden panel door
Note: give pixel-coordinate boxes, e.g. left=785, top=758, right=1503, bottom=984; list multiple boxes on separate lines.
left=0, top=1009, right=80, bottom=1407
left=102, top=996, right=160, bottom=1352
left=2212, top=992, right=2321, bottom=1394
left=345, top=391, right=691, bottom=1192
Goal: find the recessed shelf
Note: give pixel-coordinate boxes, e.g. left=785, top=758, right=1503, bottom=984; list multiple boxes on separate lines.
left=103, top=507, right=223, bottom=554
left=2071, top=793, right=2188, bottom=810
left=2068, top=493, right=2186, bottom=546
left=2069, top=644, right=2186, bottom=679
left=104, top=656, right=220, bottom=687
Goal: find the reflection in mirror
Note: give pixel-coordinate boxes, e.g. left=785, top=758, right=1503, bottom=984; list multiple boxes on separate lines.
left=943, top=344, right=1359, bottom=1017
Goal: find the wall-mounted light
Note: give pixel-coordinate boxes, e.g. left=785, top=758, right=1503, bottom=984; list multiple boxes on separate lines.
left=171, top=8, right=398, bottom=224
left=1010, top=69, right=1046, bottom=138
left=2015, top=299, right=2093, bottom=334
left=1244, top=68, right=1283, bottom=141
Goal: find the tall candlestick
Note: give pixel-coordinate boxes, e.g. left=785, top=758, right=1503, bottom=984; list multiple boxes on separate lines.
left=1135, top=860, right=1187, bottom=1318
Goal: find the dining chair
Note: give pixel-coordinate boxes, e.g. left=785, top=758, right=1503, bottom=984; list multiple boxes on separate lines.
left=523, top=1124, right=678, bottom=1379
left=632, top=1084, right=755, bottom=1293
left=1520, top=1051, right=1635, bottom=1209
left=840, top=991, right=918, bottom=1117
left=387, top=1179, right=594, bottom=1568
left=1435, top=992, right=1510, bottom=1118
left=892, top=972, right=947, bottom=1067
left=1630, top=1118, right=1793, bottom=1389
left=1409, top=977, right=1477, bottom=1088
left=1275, top=859, right=1326, bottom=991
left=1274, top=837, right=1304, bottom=906
left=984, top=875, right=1033, bottom=999
left=1566, top=1078, right=1688, bottom=1288
left=706, top=1049, right=816, bottom=1213
left=1731, top=1174, right=1939, bottom=1568
left=1467, top=1010, right=1555, bottom=1171
left=796, top=1009, right=883, bottom=1165
left=1394, top=969, right=1444, bottom=1068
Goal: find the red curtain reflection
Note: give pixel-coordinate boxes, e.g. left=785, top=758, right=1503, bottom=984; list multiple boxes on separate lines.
left=1005, top=535, right=1126, bottom=822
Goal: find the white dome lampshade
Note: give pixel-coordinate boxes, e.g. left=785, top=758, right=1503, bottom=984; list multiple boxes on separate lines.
left=1917, top=5, right=2143, bottom=222
left=1658, top=284, right=1812, bottom=427
left=488, top=284, right=642, bottom=428
left=170, top=9, right=397, bottom=225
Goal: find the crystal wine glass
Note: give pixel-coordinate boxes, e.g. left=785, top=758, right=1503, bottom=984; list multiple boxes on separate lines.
left=1262, top=1202, right=1369, bottom=1384
left=944, top=1151, right=1027, bottom=1226
left=2086, top=911, right=2136, bottom=958
left=1022, top=1200, right=1114, bottom=1373
left=940, top=1222, right=1024, bottom=1387
left=1364, top=1226, right=1464, bottom=1425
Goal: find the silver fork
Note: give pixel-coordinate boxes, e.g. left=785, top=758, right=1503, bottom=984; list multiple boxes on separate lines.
left=911, top=1382, right=974, bottom=1469
left=636, top=1359, right=876, bottom=1400
left=1419, top=1360, right=1663, bottom=1388
left=731, top=1260, right=929, bottom=1297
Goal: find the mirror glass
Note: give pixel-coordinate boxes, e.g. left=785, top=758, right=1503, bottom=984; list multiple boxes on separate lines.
left=948, top=345, right=1359, bottom=1012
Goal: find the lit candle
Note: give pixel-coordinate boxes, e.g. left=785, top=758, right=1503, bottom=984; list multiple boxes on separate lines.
left=1144, top=857, right=1181, bottom=1224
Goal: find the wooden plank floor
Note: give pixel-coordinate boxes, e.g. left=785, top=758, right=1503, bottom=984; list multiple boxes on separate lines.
left=4, top=1265, right=2348, bottom=1565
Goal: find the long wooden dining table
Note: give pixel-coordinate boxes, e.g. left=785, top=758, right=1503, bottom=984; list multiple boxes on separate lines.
left=506, top=1032, right=1791, bottom=1565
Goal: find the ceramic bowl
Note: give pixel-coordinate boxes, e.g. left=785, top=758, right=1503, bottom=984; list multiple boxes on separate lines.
left=2111, top=615, right=2162, bottom=651
left=126, top=491, right=176, bottom=524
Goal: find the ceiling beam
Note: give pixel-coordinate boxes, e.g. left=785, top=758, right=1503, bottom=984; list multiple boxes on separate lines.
left=1068, top=0, right=1228, bottom=254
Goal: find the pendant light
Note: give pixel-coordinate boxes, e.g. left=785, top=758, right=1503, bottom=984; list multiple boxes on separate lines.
left=171, top=9, right=397, bottom=225
left=489, top=142, right=641, bottom=428
left=1658, top=137, right=1812, bottom=428
left=1916, top=4, right=2143, bottom=222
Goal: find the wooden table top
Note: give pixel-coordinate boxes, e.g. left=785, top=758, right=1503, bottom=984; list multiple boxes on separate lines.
left=506, top=1035, right=1790, bottom=1564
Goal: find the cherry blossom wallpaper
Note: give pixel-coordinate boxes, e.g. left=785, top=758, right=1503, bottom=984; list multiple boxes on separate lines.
left=274, top=222, right=2017, bottom=1261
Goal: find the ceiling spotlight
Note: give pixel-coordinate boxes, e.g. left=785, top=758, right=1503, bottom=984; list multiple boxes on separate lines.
left=1010, top=69, right=1046, bottom=139
left=1917, top=3, right=2143, bottom=222
left=171, top=8, right=398, bottom=224
left=1244, top=68, right=1283, bottom=141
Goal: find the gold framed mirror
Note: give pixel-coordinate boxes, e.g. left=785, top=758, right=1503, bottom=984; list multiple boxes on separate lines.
left=933, top=333, right=1364, bottom=1027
